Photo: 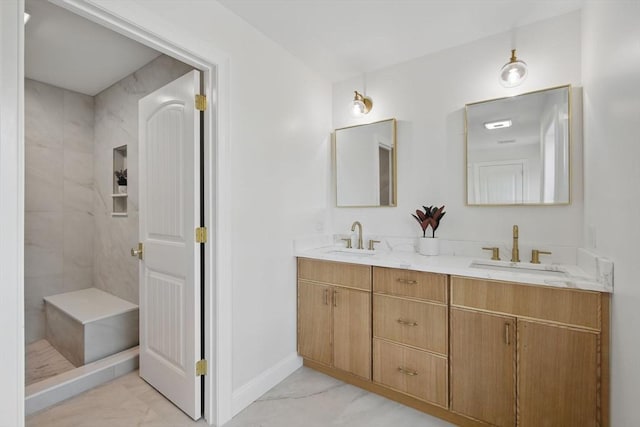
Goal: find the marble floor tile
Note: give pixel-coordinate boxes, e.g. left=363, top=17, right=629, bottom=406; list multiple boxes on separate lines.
left=26, top=339, right=75, bottom=386
left=26, top=367, right=453, bottom=427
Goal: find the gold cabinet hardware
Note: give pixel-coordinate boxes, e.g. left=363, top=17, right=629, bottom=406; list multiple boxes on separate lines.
left=530, top=249, right=552, bottom=264
left=333, top=290, right=338, bottom=307
left=195, top=94, right=207, bottom=111
left=323, top=289, right=329, bottom=305
left=397, top=319, right=418, bottom=327
left=505, top=323, right=511, bottom=346
left=130, top=242, right=143, bottom=260
left=195, top=227, right=207, bottom=243
left=482, top=246, right=501, bottom=261
left=195, top=359, right=207, bottom=376
left=396, top=278, right=418, bottom=285
left=341, top=238, right=352, bottom=249
left=368, top=239, right=380, bottom=251
left=397, top=367, right=418, bottom=376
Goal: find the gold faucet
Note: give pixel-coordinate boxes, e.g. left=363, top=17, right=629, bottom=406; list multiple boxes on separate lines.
left=351, top=221, right=364, bottom=250
left=511, top=225, right=520, bottom=262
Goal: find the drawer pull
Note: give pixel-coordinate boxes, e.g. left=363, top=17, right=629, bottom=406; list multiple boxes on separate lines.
left=397, top=278, right=418, bottom=285
left=397, top=367, right=418, bottom=376
left=323, top=289, right=328, bottom=305
left=505, top=322, right=510, bottom=346
left=397, top=319, right=418, bottom=327
left=333, top=290, right=338, bottom=307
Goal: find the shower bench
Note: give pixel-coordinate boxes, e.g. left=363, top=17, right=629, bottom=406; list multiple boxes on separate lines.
left=44, top=287, right=139, bottom=367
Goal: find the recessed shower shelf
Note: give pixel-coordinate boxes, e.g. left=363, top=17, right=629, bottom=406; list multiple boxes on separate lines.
left=111, top=213, right=128, bottom=217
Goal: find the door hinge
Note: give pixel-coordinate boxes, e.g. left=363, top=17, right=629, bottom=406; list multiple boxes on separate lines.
left=195, top=227, right=207, bottom=243
left=196, top=359, right=208, bottom=376
left=195, top=94, right=207, bottom=111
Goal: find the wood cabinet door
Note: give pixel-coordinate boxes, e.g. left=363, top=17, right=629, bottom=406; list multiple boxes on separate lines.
left=518, top=320, right=598, bottom=427
left=450, top=308, right=516, bottom=427
left=333, top=287, right=371, bottom=379
left=297, top=281, right=332, bottom=366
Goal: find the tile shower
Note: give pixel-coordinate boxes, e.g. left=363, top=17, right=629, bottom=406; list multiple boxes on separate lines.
left=24, top=55, right=193, bottom=410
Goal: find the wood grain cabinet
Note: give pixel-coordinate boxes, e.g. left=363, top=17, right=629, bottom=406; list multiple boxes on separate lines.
left=297, top=259, right=610, bottom=427
left=450, top=276, right=609, bottom=427
left=372, top=267, right=449, bottom=407
left=297, top=258, right=371, bottom=380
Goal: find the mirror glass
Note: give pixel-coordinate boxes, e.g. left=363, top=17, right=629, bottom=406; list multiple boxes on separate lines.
left=466, top=85, right=571, bottom=205
left=335, top=118, right=397, bottom=207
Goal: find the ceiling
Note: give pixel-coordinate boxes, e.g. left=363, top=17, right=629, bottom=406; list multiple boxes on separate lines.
left=25, top=0, right=161, bottom=96
left=23, top=0, right=585, bottom=94
left=218, top=0, right=585, bottom=83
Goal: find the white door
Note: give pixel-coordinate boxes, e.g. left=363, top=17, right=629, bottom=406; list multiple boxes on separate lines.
left=474, top=161, right=525, bottom=204
left=137, top=70, right=202, bottom=420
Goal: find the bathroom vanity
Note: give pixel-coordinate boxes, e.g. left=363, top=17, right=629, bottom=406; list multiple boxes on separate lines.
left=296, top=251, right=610, bottom=427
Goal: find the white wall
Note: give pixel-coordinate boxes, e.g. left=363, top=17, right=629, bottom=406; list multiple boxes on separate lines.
left=84, top=0, right=333, bottom=419
left=582, top=2, right=640, bottom=425
left=332, top=12, right=583, bottom=255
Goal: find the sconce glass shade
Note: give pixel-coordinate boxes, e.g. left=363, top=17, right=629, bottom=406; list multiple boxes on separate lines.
left=351, top=91, right=372, bottom=116
left=499, top=49, right=528, bottom=88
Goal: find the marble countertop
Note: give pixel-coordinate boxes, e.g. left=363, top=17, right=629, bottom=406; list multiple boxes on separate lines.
left=296, top=245, right=612, bottom=293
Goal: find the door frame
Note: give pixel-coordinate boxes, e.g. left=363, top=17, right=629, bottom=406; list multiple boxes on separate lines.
left=1, top=0, right=233, bottom=425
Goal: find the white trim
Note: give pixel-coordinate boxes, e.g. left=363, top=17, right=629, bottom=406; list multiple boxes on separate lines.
left=23, top=1, right=233, bottom=425
left=231, top=353, right=303, bottom=416
left=0, top=1, right=25, bottom=426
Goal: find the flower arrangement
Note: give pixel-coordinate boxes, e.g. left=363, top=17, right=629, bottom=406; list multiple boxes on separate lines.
left=114, top=169, right=127, bottom=186
left=412, top=205, right=446, bottom=238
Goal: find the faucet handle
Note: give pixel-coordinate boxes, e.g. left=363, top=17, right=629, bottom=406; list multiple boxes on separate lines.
left=341, top=238, right=352, bottom=249
left=530, top=249, right=552, bottom=264
left=368, top=239, right=380, bottom=251
left=482, top=247, right=501, bottom=261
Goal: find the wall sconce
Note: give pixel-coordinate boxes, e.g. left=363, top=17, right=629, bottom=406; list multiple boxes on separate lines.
left=351, top=91, right=373, bottom=116
left=499, top=49, right=528, bottom=88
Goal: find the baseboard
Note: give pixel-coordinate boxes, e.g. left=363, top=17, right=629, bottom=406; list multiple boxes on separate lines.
left=231, top=352, right=302, bottom=416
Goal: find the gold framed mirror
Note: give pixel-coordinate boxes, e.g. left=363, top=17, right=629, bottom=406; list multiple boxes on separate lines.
left=465, top=85, right=571, bottom=206
left=334, top=118, right=397, bottom=207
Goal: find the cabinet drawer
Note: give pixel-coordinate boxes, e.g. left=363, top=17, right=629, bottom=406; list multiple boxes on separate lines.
left=373, top=338, right=448, bottom=408
left=451, top=276, right=601, bottom=330
left=373, top=267, right=447, bottom=303
left=373, top=294, right=447, bottom=355
left=298, top=258, right=371, bottom=291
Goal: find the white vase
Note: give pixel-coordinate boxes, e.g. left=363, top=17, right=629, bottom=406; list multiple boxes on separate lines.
left=418, top=237, right=439, bottom=256
left=118, top=185, right=127, bottom=194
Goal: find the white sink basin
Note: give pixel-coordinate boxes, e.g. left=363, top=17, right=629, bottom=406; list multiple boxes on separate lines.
left=469, top=260, right=568, bottom=277
left=327, top=248, right=376, bottom=257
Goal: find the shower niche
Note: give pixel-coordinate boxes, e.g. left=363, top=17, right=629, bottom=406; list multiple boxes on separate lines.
left=112, top=145, right=128, bottom=216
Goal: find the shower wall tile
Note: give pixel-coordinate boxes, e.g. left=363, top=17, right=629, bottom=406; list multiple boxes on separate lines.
left=25, top=79, right=95, bottom=344
left=63, top=90, right=95, bottom=154
left=93, top=55, right=192, bottom=304
left=63, top=179, right=93, bottom=214
left=25, top=79, right=64, bottom=150
left=63, top=212, right=94, bottom=269
left=25, top=275, right=64, bottom=345
left=25, top=145, right=64, bottom=212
